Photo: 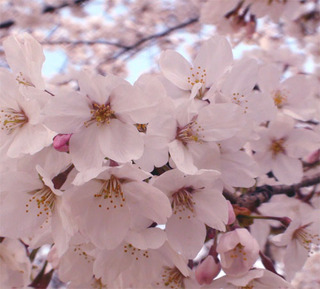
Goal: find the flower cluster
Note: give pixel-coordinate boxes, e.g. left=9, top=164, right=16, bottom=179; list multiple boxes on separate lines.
left=0, top=32, right=319, bottom=289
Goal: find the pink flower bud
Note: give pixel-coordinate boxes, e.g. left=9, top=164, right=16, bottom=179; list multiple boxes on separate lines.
left=306, top=149, right=320, bottom=164
left=53, top=134, right=72, bottom=152
left=227, top=200, right=236, bottom=225
left=195, top=255, right=221, bottom=285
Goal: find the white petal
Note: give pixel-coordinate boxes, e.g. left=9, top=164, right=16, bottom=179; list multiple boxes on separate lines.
left=99, top=119, right=144, bottom=163
left=168, top=140, right=198, bottom=174
left=69, top=126, right=105, bottom=171
left=159, top=50, right=192, bottom=90
left=123, top=181, right=172, bottom=224
left=43, top=92, right=90, bottom=133
left=194, top=36, right=233, bottom=87
left=166, top=211, right=206, bottom=259
left=193, top=190, right=228, bottom=231
left=272, top=154, right=302, bottom=185
left=125, top=228, right=166, bottom=250
left=197, top=103, right=245, bottom=141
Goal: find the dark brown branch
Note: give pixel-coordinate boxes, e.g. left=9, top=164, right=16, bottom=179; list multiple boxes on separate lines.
left=105, top=16, right=199, bottom=62
left=0, top=0, right=90, bottom=29
left=0, top=20, right=15, bottom=29
left=229, top=173, right=320, bottom=211
left=52, top=164, right=75, bottom=190
left=43, top=39, right=128, bottom=49
left=42, top=0, right=90, bottom=13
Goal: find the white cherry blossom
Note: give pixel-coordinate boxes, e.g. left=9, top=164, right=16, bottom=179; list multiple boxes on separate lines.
left=251, top=114, right=320, bottom=185
left=272, top=210, right=320, bottom=281
left=153, top=169, right=228, bottom=258
left=43, top=71, right=155, bottom=171
left=159, top=36, right=233, bottom=100
left=66, top=163, right=172, bottom=250
left=217, top=228, right=260, bottom=277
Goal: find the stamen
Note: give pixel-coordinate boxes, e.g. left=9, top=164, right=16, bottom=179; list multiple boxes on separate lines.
left=135, top=123, right=147, bottom=133
left=16, top=72, right=35, bottom=87
left=94, top=175, right=126, bottom=210
left=269, top=138, right=286, bottom=157
left=73, top=246, right=94, bottom=264
left=158, top=267, right=184, bottom=289
left=0, top=107, right=28, bottom=134
left=176, top=120, right=204, bottom=145
left=293, top=224, right=320, bottom=256
left=171, top=187, right=196, bottom=219
left=229, top=243, right=247, bottom=261
left=232, top=92, right=249, bottom=114
left=273, top=89, right=288, bottom=108
left=122, top=243, right=149, bottom=261
left=26, top=181, right=56, bottom=228
left=84, top=102, right=115, bottom=127
left=188, top=66, right=208, bottom=99
left=241, top=283, right=254, bottom=289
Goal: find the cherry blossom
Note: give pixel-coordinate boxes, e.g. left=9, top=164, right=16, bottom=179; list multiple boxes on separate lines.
left=251, top=114, right=320, bottom=185
left=153, top=169, right=228, bottom=258
left=0, top=69, right=52, bottom=158
left=208, top=268, right=293, bottom=289
left=3, top=33, right=46, bottom=90
left=0, top=7, right=319, bottom=287
left=258, top=64, right=316, bottom=120
left=272, top=210, right=320, bottom=281
left=65, top=163, right=171, bottom=250
left=44, top=70, right=162, bottom=171
left=159, top=36, right=233, bottom=100
left=195, top=255, right=221, bottom=285
left=217, top=228, right=260, bottom=277
left=0, top=238, right=31, bottom=289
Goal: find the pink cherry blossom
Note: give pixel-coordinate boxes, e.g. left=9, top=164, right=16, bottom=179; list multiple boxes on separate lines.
left=195, top=255, right=221, bottom=285
left=216, top=228, right=260, bottom=277
left=153, top=169, right=228, bottom=258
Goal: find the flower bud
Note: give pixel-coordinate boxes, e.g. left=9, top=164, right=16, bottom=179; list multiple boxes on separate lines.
left=53, top=134, right=72, bottom=152
left=195, top=255, right=221, bottom=285
left=227, top=200, right=236, bottom=225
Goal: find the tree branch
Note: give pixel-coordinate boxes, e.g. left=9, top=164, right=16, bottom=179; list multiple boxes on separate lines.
left=228, top=173, right=320, bottom=211
left=104, top=16, right=199, bottom=62
left=0, top=0, right=90, bottom=29
left=43, top=39, right=128, bottom=49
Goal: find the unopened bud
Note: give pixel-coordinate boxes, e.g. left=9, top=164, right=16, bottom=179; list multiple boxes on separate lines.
left=280, top=217, right=292, bottom=227
left=195, top=255, right=221, bottom=285
left=53, top=134, right=72, bottom=152
left=306, top=149, right=320, bottom=164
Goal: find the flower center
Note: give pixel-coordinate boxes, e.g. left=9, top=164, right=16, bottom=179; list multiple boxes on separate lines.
left=157, top=267, right=184, bottom=289
left=188, top=66, right=208, bottom=99
left=269, top=138, right=286, bottom=157
left=188, top=66, right=207, bottom=87
left=176, top=120, right=204, bottom=145
left=273, top=89, right=287, bottom=108
left=26, top=183, right=56, bottom=228
left=240, top=283, right=254, bottom=289
left=0, top=107, right=28, bottom=134
left=84, top=103, right=115, bottom=127
left=135, top=123, right=147, bottom=133
left=94, top=175, right=126, bottom=210
left=123, top=243, right=149, bottom=261
left=229, top=243, right=248, bottom=262
left=293, top=224, right=320, bottom=256
left=171, top=187, right=196, bottom=218
left=91, top=278, right=107, bottom=289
